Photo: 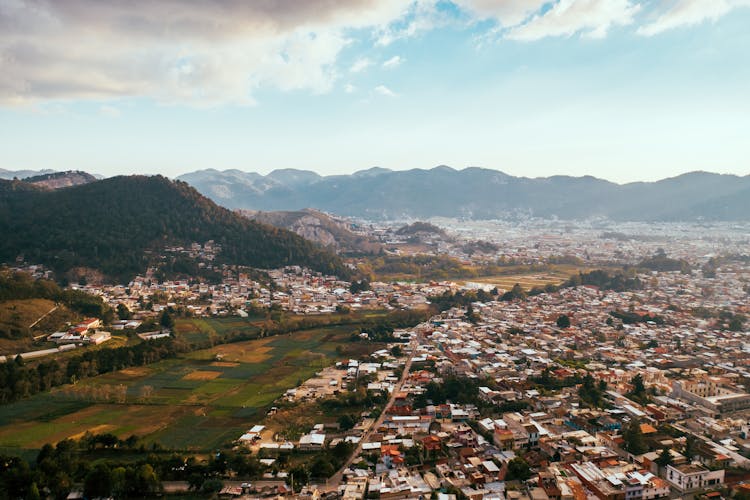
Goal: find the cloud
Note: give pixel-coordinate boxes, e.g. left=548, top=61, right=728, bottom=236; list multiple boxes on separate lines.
left=382, top=55, right=405, bottom=68
left=350, top=58, right=373, bottom=73
left=344, top=83, right=357, bottom=93
left=637, top=0, right=750, bottom=36
left=374, top=84, right=398, bottom=97
left=374, top=0, right=447, bottom=45
left=2, top=0, right=745, bottom=106
left=0, top=0, right=420, bottom=105
left=506, top=0, right=641, bottom=41
left=455, top=0, right=549, bottom=26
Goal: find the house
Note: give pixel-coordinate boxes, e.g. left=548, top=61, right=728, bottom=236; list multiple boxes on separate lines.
left=664, top=463, right=724, bottom=493
left=298, top=433, right=325, bottom=450
left=86, top=331, right=111, bottom=345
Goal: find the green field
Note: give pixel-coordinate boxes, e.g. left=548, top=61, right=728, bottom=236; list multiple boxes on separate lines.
left=0, top=323, right=373, bottom=452
left=173, top=316, right=264, bottom=344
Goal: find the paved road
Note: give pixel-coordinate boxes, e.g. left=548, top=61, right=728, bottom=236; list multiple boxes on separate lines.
left=325, top=336, right=419, bottom=491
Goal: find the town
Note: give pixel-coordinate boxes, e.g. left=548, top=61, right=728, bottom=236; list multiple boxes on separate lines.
left=1, top=218, right=749, bottom=500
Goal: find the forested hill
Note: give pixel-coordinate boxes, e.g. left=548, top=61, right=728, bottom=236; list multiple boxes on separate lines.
left=0, top=176, right=348, bottom=282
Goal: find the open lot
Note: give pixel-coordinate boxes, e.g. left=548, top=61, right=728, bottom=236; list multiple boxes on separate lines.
left=462, top=264, right=598, bottom=291
left=0, top=323, right=376, bottom=452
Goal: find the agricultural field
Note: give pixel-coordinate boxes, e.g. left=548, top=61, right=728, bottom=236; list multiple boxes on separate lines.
left=173, top=316, right=265, bottom=344
left=465, top=273, right=568, bottom=291
left=0, top=324, right=376, bottom=453
left=462, top=264, right=597, bottom=291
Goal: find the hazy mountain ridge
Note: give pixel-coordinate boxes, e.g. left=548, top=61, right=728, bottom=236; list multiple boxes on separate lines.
left=178, top=167, right=750, bottom=221
left=0, top=168, right=57, bottom=180
left=22, top=170, right=98, bottom=189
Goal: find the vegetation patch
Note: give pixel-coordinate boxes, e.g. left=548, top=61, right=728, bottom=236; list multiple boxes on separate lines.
left=183, top=370, right=223, bottom=381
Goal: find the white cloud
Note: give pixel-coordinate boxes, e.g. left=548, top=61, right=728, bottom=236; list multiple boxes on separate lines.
left=637, top=0, right=750, bottom=36
left=374, top=0, right=447, bottom=45
left=0, top=0, right=421, bottom=105
left=344, top=83, right=357, bottom=93
left=382, top=55, right=405, bottom=68
left=455, top=0, right=548, bottom=26
left=350, top=57, right=373, bottom=73
left=374, top=84, right=398, bottom=97
left=2, top=0, right=746, bottom=106
left=506, top=0, right=641, bottom=41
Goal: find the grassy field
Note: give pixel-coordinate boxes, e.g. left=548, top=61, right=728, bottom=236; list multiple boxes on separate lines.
left=0, top=298, right=78, bottom=355
left=173, top=316, right=264, bottom=345
left=461, top=264, right=596, bottom=291
left=0, top=323, right=376, bottom=453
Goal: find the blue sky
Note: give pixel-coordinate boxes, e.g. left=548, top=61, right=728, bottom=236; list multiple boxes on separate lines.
left=0, top=0, right=748, bottom=183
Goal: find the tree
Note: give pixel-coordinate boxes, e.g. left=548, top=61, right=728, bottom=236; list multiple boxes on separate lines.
left=338, top=414, right=357, bottom=431
left=200, top=478, right=223, bottom=494
left=465, top=303, right=480, bottom=324
left=506, top=457, right=532, bottom=481
left=287, top=465, right=309, bottom=491
left=578, top=373, right=606, bottom=408
left=501, top=284, right=526, bottom=302
left=131, top=463, right=160, bottom=496
left=631, top=374, right=646, bottom=394
left=116, top=303, right=132, bottom=320
left=655, top=447, right=674, bottom=468
left=556, top=314, right=571, bottom=329
left=622, top=419, right=648, bottom=455
left=684, top=434, right=699, bottom=460
left=390, top=345, right=403, bottom=357
left=729, top=315, right=745, bottom=332
left=84, top=463, right=113, bottom=499
left=350, top=279, right=370, bottom=293
left=111, top=467, right=128, bottom=499
left=309, top=457, right=335, bottom=478
left=159, top=310, right=174, bottom=330
left=28, top=483, right=41, bottom=500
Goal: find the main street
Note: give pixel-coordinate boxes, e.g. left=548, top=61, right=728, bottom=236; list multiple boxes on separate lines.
left=324, top=334, right=419, bottom=491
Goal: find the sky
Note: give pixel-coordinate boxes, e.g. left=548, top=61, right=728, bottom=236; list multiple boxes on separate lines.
left=0, top=0, right=748, bottom=184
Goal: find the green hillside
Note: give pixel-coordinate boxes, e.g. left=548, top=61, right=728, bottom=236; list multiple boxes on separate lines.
left=0, top=176, right=348, bottom=281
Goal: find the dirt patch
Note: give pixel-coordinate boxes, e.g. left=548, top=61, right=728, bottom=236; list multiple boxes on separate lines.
left=210, top=361, right=240, bottom=367
left=118, top=367, right=152, bottom=377
left=213, top=341, right=273, bottom=363
left=68, top=424, right=116, bottom=440
left=183, top=371, right=223, bottom=381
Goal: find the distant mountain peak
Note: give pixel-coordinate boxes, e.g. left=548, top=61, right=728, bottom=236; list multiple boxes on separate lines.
left=352, top=166, right=392, bottom=177
left=22, top=170, right=98, bottom=189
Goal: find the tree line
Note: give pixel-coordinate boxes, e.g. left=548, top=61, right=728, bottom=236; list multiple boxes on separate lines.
left=0, top=432, right=267, bottom=500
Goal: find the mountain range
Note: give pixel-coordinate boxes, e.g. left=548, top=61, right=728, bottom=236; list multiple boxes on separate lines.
left=0, top=175, right=347, bottom=282
left=177, top=167, right=750, bottom=221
